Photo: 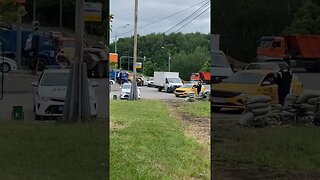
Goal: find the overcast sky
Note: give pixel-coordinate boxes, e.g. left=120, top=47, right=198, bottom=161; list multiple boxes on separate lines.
left=110, top=0, right=210, bottom=42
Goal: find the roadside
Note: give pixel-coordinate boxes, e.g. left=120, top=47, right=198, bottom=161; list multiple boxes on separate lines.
left=213, top=113, right=320, bottom=179
left=110, top=100, right=210, bottom=179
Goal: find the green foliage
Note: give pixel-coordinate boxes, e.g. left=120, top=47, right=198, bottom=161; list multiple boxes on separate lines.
left=0, top=0, right=27, bottom=23
left=114, top=32, right=210, bottom=80
left=200, top=60, right=210, bottom=72
left=109, top=62, right=118, bottom=70
left=171, top=46, right=210, bottom=81
left=213, top=0, right=303, bottom=62
left=285, top=0, right=320, bottom=34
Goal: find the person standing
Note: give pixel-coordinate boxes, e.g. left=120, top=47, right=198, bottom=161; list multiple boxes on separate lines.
left=196, top=81, right=202, bottom=96
left=276, top=69, right=292, bottom=105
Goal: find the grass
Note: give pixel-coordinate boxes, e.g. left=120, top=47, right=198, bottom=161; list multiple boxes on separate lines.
left=0, top=121, right=107, bottom=179
left=214, top=126, right=320, bottom=173
left=178, top=101, right=210, bottom=118
left=110, top=100, right=210, bottom=179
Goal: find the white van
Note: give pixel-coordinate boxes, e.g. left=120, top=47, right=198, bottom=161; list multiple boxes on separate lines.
left=211, top=50, right=233, bottom=83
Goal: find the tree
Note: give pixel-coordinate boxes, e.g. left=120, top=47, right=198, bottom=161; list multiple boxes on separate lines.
left=285, top=0, right=320, bottom=34
left=143, top=61, right=155, bottom=77
left=200, top=60, right=210, bottom=72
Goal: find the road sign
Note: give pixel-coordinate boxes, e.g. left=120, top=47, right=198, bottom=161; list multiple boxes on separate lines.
left=136, top=62, right=142, bottom=69
left=84, top=2, right=102, bottom=22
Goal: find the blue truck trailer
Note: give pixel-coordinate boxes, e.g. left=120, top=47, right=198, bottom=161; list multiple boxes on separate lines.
left=0, top=30, right=32, bottom=58
left=110, top=69, right=129, bottom=84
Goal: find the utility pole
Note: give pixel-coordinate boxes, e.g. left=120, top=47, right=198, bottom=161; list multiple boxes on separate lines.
left=59, top=0, right=62, bottom=29
left=33, top=0, right=36, bottom=21
left=143, top=56, right=146, bottom=74
left=16, top=14, right=22, bottom=70
left=168, top=52, right=171, bottom=72
left=129, top=0, right=139, bottom=101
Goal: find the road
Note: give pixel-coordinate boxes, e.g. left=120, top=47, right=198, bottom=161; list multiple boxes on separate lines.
left=0, top=71, right=108, bottom=121
left=110, top=84, right=178, bottom=100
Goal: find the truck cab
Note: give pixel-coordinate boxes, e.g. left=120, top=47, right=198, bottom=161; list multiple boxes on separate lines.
left=257, top=36, right=287, bottom=59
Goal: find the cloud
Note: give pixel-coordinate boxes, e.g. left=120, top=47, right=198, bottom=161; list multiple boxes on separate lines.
left=110, top=0, right=210, bottom=41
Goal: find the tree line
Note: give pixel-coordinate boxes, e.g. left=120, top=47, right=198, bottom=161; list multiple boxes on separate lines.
left=110, top=32, right=211, bottom=80
left=212, top=0, right=320, bottom=62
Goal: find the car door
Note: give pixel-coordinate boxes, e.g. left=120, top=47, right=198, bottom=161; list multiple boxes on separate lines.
left=260, top=73, right=279, bottom=104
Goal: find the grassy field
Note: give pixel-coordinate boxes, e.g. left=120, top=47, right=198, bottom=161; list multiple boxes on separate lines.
left=110, top=100, right=210, bottom=179
left=214, top=126, right=320, bottom=174
left=177, top=101, right=210, bottom=118
left=0, top=121, right=107, bottom=179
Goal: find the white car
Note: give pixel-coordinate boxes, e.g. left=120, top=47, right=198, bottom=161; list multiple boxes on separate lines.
left=120, top=83, right=141, bottom=99
left=31, top=68, right=98, bottom=120
left=0, top=56, right=17, bottom=73
left=146, top=77, right=154, bottom=87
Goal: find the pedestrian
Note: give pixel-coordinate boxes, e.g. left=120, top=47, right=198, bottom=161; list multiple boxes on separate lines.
left=196, top=81, right=202, bottom=96
left=275, top=69, right=292, bottom=105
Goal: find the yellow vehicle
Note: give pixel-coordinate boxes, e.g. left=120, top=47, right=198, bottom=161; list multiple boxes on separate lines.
left=211, top=70, right=303, bottom=111
left=174, top=84, right=208, bottom=97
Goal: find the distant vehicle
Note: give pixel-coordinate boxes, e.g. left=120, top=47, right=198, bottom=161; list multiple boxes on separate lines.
left=110, top=70, right=128, bottom=84
left=190, top=72, right=210, bottom=84
left=201, top=84, right=210, bottom=96
left=211, top=70, right=303, bottom=112
left=211, top=50, right=233, bottom=83
left=174, top=84, right=197, bottom=97
left=154, top=71, right=183, bottom=93
left=257, top=35, right=320, bottom=72
left=120, top=83, right=141, bottom=100
left=244, top=62, right=290, bottom=72
left=0, top=30, right=32, bottom=59
left=146, top=77, right=154, bottom=87
left=31, top=68, right=98, bottom=120
left=0, top=56, right=17, bottom=73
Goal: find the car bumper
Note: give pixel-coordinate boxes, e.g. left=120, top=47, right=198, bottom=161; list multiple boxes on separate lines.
left=174, top=91, right=187, bottom=97
left=210, top=96, right=245, bottom=109
left=120, top=93, right=141, bottom=99
left=35, top=99, right=97, bottom=117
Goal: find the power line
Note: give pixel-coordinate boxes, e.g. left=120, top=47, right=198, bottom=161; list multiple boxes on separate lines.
left=173, top=5, right=210, bottom=33
left=165, top=1, right=210, bottom=34
left=111, top=0, right=209, bottom=39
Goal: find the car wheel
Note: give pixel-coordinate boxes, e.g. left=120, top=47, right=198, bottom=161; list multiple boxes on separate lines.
left=158, top=87, right=162, bottom=92
left=0, top=62, right=10, bottom=73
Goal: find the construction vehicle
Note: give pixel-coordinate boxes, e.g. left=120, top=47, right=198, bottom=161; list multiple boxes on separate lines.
left=154, top=71, right=183, bottom=92
left=257, top=35, right=320, bottom=72
left=190, top=72, right=210, bottom=84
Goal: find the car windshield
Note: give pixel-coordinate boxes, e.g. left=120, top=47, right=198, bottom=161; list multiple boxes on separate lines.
left=181, top=84, right=193, bottom=88
left=122, top=84, right=131, bottom=89
left=149, top=77, right=154, bottom=81
left=224, top=72, right=264, bottom=84
left=40, top=73, right=69, bottom=86
left=168, top=78, right=181, bottom=83
left=211, top=52, right=230, bottom=67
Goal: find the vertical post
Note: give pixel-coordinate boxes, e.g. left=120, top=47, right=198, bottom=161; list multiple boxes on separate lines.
left=75, top=0, right=84, bottom=121
left=129, top=0, right=138, bottom=100
left=143, top=56, right=146, bottom=74
left=33, top=0, right=36, bottom=21
left=114, top=33, right=117, bottom=54
left=59, top=0, right=62, bottom=29
left=16, top=15, right=22, bottom=70
left=168, top=52, right=171, bottom=72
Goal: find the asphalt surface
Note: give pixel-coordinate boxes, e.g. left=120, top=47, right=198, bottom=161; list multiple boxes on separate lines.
left=0, top=70, right=108, bottom=121
left=110, top=83, right=178, bottom=100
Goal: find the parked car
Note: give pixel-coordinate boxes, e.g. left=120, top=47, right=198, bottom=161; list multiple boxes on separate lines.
left=244, top=62, right=290, bottom=72
left=0, top=56, right=17, bottom=73
left=31, top=68, right=99, bottom=120
left=211, top=70, right=303, bottom=112
left=146, top=77, right=154, bottom=87
left=120, top=83, right=141, bottom=100
left=174, top=84, right=197, bottom=97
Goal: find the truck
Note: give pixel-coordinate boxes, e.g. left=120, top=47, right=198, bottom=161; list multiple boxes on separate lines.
left=0, top=30, right=32, bottom=59
left=190, top=72, right=210, bottom=84
left=109, top=69, right=129, bottom=84
left=153, top=71, right=183, bottom=93
left=211, top=50, right=234, bottom=83
left=257, top=35, right=320, bottom=72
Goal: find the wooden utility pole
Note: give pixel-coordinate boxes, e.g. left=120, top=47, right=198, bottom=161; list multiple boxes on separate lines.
left=129, top=0, right=139, bottom=100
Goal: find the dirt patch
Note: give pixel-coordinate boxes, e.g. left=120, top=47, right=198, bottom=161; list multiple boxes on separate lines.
left=110, top=121, right=126, bottom=131
left=212, top=112, right=320, bottom=179
left=166, top=100, right=210, bottom=146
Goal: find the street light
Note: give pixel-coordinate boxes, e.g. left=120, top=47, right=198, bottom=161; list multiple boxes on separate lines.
left=114, top=24, right=129, bottom=54
left=161, top=46, right=171, bottom=72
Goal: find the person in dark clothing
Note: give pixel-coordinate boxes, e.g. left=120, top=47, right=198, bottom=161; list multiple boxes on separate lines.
left=196, top=81, right=202, bottom=96
left=275, top=69, right=292, bottom=105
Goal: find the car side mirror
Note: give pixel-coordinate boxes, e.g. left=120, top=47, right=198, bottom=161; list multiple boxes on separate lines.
left=262, top=81, right=272, bottom=86
left=31, top=81, right=39, bottom=87
left=92, top=82, right=99, bottom=87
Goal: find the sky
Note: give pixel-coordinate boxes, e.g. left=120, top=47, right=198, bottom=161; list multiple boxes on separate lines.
left=110, top=0, right=210, bottom=42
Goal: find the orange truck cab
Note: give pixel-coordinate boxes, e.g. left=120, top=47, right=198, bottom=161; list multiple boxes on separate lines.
left=190, top=72, right=210, bottom=83
left=257, top=35, right=320, bottom=71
